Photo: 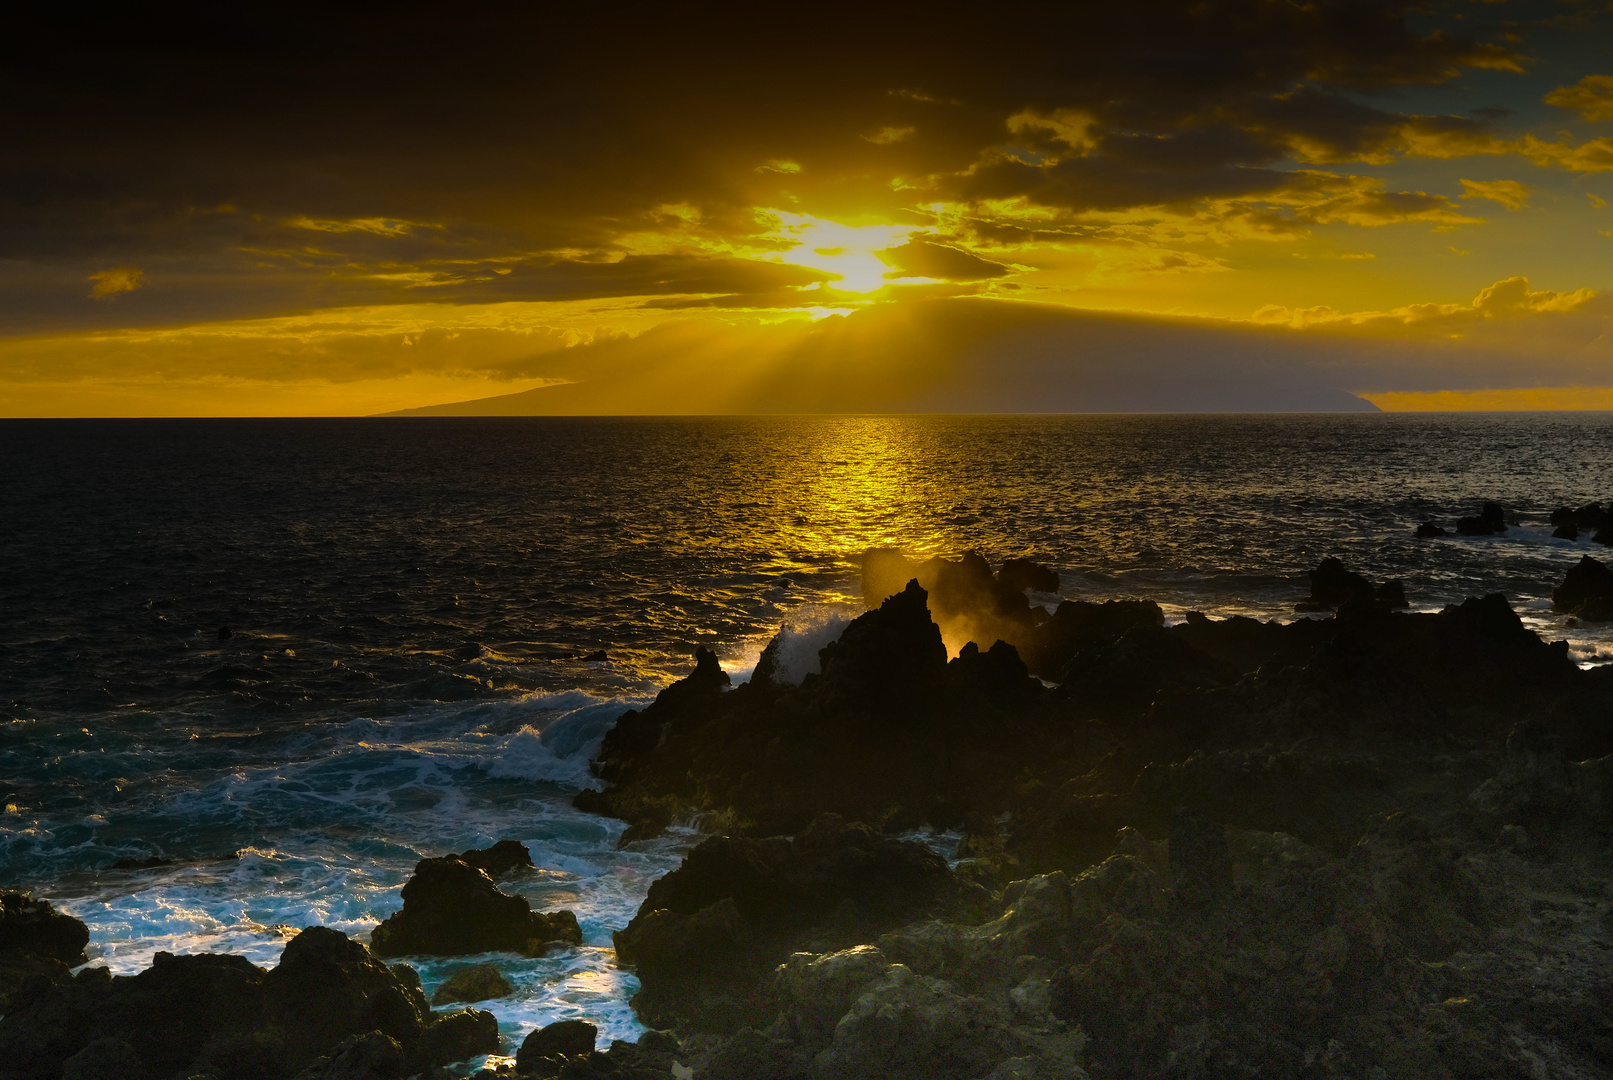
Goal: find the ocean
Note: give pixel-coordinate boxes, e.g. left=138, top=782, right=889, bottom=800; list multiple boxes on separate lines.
left=5, top=413, right=1613, bottom=1050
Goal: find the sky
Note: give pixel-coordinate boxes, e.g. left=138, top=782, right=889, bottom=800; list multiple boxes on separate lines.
left=5, top=1, right=1613, bottom=416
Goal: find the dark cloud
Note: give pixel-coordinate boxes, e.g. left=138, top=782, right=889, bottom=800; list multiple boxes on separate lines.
left=878, top=238, right=1011, bottom=281
left=0, top=1, right=1564, bottom=330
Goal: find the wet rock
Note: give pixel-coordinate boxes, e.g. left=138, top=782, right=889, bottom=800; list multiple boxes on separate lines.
left=262, top=927, right=427, bottom=1074
left=457, top=840, right=534, bottom=879
left=516, top=1019, right=597, bottom=1068
left=414, top=1009, right=499, bottom=1068
left=292, top=1031, right=406, bottom=1080
left=1455, top=500, right=1507, bottom=536
left=0, top=891, right=90, bottom=964
left=429, top=963, right=512, bottom=1006
left=1555, top=523, right=1581, bottom=541
left=1553, top=554, right=1613, bottom=620
left=1414, top=520, right=1446, bottom=538
left=368, top=857, right=582, bottom=958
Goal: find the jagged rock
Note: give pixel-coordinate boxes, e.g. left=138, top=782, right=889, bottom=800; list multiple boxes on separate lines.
left=997, top=558, right=1059, bottom=595
left=1414, top=521, right=1446, bottom=538
left=1017, top=599, right=1162, bottom=680
left=414, top=1009, right=499, bottom=1068
left=457, top=840, right=533, bottom=879
left=1455, top=500, right=1507, bottom=536
left=614, top=815, right=959, bottom=1031
left=368, top=857, right=582, bottom=958
left=263, top=927, right=427, bottom=1075
left=0, top=891, right=90, bottom=964
left=1552, top=507, right=1582, bottom=541
left=292, top=1031, right=406, bottom=1080
left=516, top=1019, right=596, bottom=1069
left=1553, top=555, right=1613, bottom=620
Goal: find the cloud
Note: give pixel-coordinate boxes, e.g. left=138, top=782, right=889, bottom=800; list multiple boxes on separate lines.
left=1460, top=179, right=1530, bottom=209
left=1545, top=74, right=1613, bottom=122
left=1249, top=275, right=1596, bottom=329
left=862, top=126, right=915, bottom=145
left=1522, top=134, right=1613, bottom=174
left=877, top=237, right=1011, bottom=280
left=88, top=267, right=142, bottom=298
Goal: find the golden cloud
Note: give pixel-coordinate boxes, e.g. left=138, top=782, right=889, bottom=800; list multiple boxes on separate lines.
left=1545, top=74, right=1613, bottom=122
left=1459, top=179, right=1530, bottom=209
left=88, top=267, right=144, bottom=299
left=1250, top=275, right=1595, bottom=329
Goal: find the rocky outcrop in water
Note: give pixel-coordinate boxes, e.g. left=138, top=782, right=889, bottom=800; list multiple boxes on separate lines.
left=1456, top=500, right=1508, bottom=536
left=1553, top=554, right=1613, bottom=620
left=457, top=840, right=535, bottom=879
left=0, top=926, right=500, bottom=1080
left=564, top=556, right=1613, bottom=1078
left=368, top=856, right=582, bottom=958
left=0, top=892, right=87, bottom=1016
left=1292, top=557, right=1408, bottom=611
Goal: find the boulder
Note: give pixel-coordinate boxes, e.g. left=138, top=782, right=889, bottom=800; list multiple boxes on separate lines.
left=0, top=891, right=90, bottom=964
left=1018, top=599, right=1163, bottom=680
left=1553, top=555, right=1613, bottom=620
left=1455, top=500, right=1507, bottom=536
left=1414, top=521, right=1446, bottom=538
left=429, top=963, right=512, bottom=1006
left=368, top=857, right=582, bottom=958
left=515, top=1019, right=597, bottom=1070
left=457, top=840, right=533, bottom=879
left=414, top=1009, right=499, bottom=1068
left=262, top=927, right=428, bottom=1074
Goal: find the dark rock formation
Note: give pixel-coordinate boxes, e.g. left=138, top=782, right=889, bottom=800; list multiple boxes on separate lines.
left=997, top=558, right=1059, bottom=595
left=1556, top=555, right=1613, bottom=621
left=1293, top=557, right=1409, bottom=612
left=292, top=1031, right=406, bottom=1080
left=0, top=926, right=511, bottom=1080
left=860, top=549, right=1056, bottom=665
left=1414, top=520, right=1446, bottom=538
left=412, top=1008, right=499, bottom=1069
left=1017, top=598, right=1163, bottom=679
left=368, top=857, right=582, bottom=958
left=516, top=1019, right=597, bottom=1068
left=614, top=815, right=961, bottom=1030
left=0, top=891, right=89, bottom=965
left=1455, top=500, right=1507, bottom=536
left=457, top=839, right=533, bottom=879
left=429, top=963, right=512, bottom=1006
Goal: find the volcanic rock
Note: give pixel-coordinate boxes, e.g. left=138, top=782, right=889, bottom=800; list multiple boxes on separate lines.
left=1293, top=558, right=1407, bottom=612
left=1553, top=555, right=1613, bottom=620
left=456, top=839, right=533, bottom=879
left=429, top=963, right=512, bottom=1006
left=614, top=814, right=961, bottom=1030
left=516, top=1019, right=597, bottom=1068
left=292, top=1031, right=406, bottom=1080
left=0, top=891, right=90, bottom=964
left=368, top=857, right=582, bottom=958
left=1017, top=598, right=1162, bottom=679
left=1414, top=520, right=1446, bottom=538
left=1455, top=500, right=1507, bottom=536
left=413, top=1008, right=500, bottom=1069
left=263, top=927, right=428, bottom=1074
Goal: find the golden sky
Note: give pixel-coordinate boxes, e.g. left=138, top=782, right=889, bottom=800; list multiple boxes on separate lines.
left=5, top=1, right=1613, bottom=415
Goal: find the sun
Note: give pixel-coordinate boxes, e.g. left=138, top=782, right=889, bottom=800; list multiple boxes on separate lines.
left=766, top=212, right=920, bottom=293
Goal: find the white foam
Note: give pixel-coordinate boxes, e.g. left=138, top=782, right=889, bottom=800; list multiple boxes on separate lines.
left=755, top=606, right=856, bottom=685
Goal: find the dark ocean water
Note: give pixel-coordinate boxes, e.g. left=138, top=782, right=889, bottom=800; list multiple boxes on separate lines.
left=4, top=413, right=1612, bottom=1047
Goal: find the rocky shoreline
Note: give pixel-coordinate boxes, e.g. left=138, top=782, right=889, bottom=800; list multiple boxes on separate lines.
left=5, top=548, right=1613, bottom=1079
